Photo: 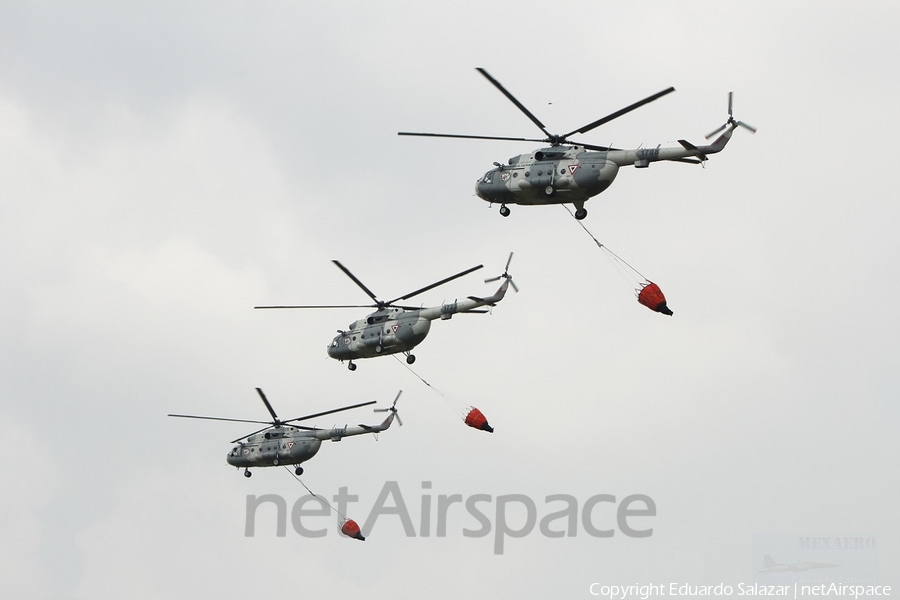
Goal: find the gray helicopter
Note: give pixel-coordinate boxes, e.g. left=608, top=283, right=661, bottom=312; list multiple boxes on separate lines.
left=256, top=254, right=517, bottom=370
left=168, top=388, right=402, bottom=477
left=399, top=68, right=755, bottom=220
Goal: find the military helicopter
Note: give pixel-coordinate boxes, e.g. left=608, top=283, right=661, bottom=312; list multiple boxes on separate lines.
left=256, top=254, right=517, bottom=370
left=399, top=68, right=755, bottom=220
left=168, top=388, right=403, bottom=477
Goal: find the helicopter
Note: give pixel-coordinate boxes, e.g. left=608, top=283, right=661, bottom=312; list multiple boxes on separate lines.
left=168, top=388, right=403, bottom=477
left=255, top=254, right=517, bottom=371
left=399, top=68, right=755, bottom=220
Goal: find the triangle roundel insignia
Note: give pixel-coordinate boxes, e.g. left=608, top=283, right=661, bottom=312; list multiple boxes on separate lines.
left=567, top=164, right=579, bottom=175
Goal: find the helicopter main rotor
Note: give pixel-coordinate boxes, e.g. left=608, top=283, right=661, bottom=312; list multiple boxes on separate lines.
left=168, top=387, right=378, bottom=443
left=398, top=68, right=675, bottom=150
left=255, top=260, right=484, bottom=312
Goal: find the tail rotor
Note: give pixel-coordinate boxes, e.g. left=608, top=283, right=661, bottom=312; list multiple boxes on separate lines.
left=484, top=252, right=519, bottom=292
left=374, top=390, right=403, bottom=426
left=705, top=92, right=757, bottom=139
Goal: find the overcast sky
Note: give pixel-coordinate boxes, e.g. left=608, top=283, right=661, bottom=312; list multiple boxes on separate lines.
left=1, top=2, right=898, bottom=598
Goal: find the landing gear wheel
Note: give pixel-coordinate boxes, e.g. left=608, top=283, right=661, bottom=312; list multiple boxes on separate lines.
left=375, top=345, right=382, bottom=353
left=406, top=354, right=416, bottom=365
left=273, top=458, right=279, bottom=466
left=295, top=466, right=304, bottom=476
left=348, top=362, right=357, bottom=371
left=545, top=185, right=555, bottom=196
left=574, top=208, right=588, bottom=220
left=499, top=205, right=510, bottom=217
left=244, top=469, right=252, bottom=478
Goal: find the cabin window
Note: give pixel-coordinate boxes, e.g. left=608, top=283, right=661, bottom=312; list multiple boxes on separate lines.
left=512, top=172, right=518, bottom=178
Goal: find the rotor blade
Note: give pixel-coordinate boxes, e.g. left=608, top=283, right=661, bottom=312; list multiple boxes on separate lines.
left=396, top=414, right=403, bottom=427
left=255, top=388, right=280, bottom=423
left=510, top=279, right=520, bottom=293
left=736, top=121, right=757, bottom=133
left=504, top=252, right=514, bottom=272
left=728, top=91, right=733, bottom=117
left=376, top=390, right=402, bottom=411
left=398, top=132, right=547, bottom=144
left=578, top=142, right=621, bottom=152
left=476, top=67, right=552, bottom=138
left=386, top=264, right=484, bottom=304
left=461, top=309, right=489, bottom=314
left=565, top=87, right=676, bottom=138
left=231, top=425, right=273, bottom=444
left=332, top=260, right=380, bottom=303
left=167, top=413, right=273, bottom=425
left=705, top=123, right=727, bottom=140
left=484, top=276, right=501, bottom=283
left=255, top=304, right=376, bottom=309
left=283, top=400, right=378, bottom=424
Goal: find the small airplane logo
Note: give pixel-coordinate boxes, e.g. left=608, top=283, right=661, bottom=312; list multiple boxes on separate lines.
left=759, top=555, right=840, bottom=574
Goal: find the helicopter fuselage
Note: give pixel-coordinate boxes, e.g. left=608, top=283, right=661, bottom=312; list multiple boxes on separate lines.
left=227, top=427, right=322, bottom=468
left=475, top=132, right=733, bottom=211
left=476, top=146, right=618, bottom=207
left=328, top=308, right=431, bottom=360
left=226, top=411, right=397, bottom=470
left=327, top=278, right=510, bottom=363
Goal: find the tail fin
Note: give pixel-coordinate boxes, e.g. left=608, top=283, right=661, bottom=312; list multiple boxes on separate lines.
left=678, top=139, right=708, bottom=161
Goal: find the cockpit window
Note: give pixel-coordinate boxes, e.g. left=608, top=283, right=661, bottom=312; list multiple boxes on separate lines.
left=481, top=171, right=494, bottom=184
